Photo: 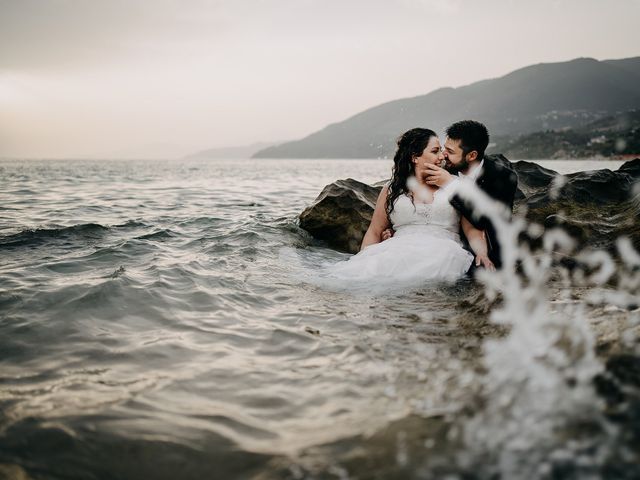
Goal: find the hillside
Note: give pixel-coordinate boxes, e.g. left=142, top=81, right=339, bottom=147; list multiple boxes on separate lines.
left=254, top=56, right=640, bottom=159
left=491, top=110, right=640, bottom=159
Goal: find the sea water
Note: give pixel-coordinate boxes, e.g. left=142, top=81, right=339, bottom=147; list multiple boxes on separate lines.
left=0, top=158, right=635, bottom=479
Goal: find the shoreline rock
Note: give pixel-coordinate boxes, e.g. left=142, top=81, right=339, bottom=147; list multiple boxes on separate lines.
left=299, top=178, right=381, bottom=253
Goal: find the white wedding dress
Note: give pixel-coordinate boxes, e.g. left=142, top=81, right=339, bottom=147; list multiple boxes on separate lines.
left=315, top=181, right=474, bottom=291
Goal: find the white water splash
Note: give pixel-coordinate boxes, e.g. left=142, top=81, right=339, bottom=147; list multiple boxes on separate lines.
left=446, top=180, right=639, bottom=478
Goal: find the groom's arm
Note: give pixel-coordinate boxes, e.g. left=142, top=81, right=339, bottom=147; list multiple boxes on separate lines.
left=484, top=159, right=518, bottom=213
left=449, top=194, right=489, bottom=231
left=495, top=170, right=518, bottom=213
left=461, top=217, right=495, bottom=271
left=449, top=168, right=518, bottom=229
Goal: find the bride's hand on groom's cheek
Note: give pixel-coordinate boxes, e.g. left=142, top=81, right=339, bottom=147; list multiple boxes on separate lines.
left=424, top=164, right=454, bottom=187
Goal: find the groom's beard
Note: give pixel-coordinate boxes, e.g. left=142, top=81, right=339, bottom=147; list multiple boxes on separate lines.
left=445, top=157, right=470, bottom=174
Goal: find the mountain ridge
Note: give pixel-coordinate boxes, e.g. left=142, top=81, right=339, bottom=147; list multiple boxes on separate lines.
left=254, top=56, right=640, bottom=159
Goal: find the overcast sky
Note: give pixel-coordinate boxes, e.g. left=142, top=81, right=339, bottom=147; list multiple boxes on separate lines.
left=1, top=0, right=639, bottom=158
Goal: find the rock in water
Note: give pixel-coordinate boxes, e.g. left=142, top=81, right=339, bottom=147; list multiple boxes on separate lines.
left=299, top=178, right=382, bottom=253
left=511, top=159, right=559, bottom=201
left=523, top=158, right=640, bottom=250
left=618, top=158, right=640, bottom=176
left=528, top=168, right=637, bottom=209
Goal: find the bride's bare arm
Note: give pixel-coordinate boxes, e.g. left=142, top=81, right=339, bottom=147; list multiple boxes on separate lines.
left=461, top=216, right=495, bottom=271
left=360, top=186, right=391, bottom=251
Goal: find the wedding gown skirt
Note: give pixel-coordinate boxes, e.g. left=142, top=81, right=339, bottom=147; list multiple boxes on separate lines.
left=313, top=185, right=474, bottom=292
left=327, top=224, right=473, bottom=284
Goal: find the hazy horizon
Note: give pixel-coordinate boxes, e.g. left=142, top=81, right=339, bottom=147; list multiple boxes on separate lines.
left=1, top=0, right=639, bottom=159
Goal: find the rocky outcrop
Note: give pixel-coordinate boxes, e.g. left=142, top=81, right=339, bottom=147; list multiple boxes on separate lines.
left=511, top=159, right=559, bottom=201
left=299, top=158, right=640, bottom=254
left=527, top=161, right=640, bottom=208
left=521, top=158, right=640, bottom=250
left=299, top=178, right=382, bottom=253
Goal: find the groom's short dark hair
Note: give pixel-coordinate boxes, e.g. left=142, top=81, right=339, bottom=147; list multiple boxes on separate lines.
left=446, top=120, right=489, bottom=160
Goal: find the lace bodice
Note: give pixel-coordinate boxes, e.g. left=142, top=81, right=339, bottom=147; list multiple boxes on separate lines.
left=389, top=182, right=461, bottom=238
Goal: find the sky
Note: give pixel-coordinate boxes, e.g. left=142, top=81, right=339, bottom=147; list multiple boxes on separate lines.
left=1, top=0, right=639, bottom=159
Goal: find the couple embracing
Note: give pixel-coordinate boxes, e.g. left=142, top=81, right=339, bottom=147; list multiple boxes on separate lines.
left=325, top=120, right=518, bottom=288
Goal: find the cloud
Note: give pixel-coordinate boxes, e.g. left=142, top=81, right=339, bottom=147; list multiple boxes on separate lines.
left=0, top=0, right=232, bottom=71
left=414, top=0, right=463, bottom=14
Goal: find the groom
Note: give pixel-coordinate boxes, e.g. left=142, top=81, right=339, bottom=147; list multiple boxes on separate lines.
left=425, top=120, right=518, bottom=269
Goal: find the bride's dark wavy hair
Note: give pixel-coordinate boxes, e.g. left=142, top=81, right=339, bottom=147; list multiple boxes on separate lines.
left=386, top=127, right=437, bottom=219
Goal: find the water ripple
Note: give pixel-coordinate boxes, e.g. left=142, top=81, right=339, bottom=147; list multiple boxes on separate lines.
left=1, top=158, right=630, bottom=478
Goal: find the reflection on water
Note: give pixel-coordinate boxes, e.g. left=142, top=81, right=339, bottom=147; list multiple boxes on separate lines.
left=0, top=158, right=637, bottom=479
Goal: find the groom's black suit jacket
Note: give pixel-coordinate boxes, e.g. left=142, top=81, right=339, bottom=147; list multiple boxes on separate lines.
left=449, top=154, right=518, bottom=269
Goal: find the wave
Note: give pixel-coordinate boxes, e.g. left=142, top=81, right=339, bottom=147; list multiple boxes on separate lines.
left=0, top=220, right=158, bottom=249
left=135, top=229, right=178, bottom=241
left=0, top=223, right=110, bottom=248
left=112, top=219, right=150, bottom=229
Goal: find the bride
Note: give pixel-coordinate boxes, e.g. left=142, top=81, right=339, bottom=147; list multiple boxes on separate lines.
left=321, top=128, right=493, bottom=288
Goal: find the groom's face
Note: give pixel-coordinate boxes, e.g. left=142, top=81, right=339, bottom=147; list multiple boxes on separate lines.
left=443, top=137, right=470, bottom=173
